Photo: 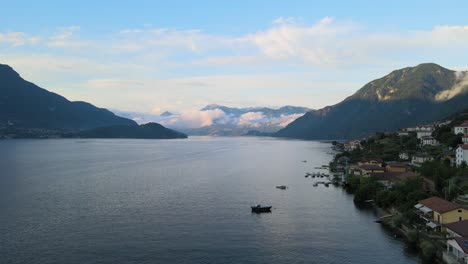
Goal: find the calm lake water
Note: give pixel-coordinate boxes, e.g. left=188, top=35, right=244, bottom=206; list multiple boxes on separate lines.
left=0, top=137, right=420, bottom=264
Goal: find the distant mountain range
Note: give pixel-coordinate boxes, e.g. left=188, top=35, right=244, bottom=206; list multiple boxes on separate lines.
left=114, top=104, right=312, bottom=136
left=0, top=64, right=186, bottom=139
left=177, top=105, right=312, bottom=136
left=276, top=63, right=468, bottom=140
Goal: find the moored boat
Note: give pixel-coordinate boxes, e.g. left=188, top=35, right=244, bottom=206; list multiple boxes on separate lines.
left=251, top=204, right=272, bottom=213
left=276, top=185, right=288, bottom=190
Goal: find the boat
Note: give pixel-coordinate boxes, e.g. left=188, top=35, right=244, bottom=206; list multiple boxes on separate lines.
left=276, top=185, right=287, bottom=190
left=313, top=183, right=318, bottom=187
left=302, top=160, right=307, bottom=163
left=251, top=204, right=272, bottom=213
left=324, top=183, right=329, bottom=187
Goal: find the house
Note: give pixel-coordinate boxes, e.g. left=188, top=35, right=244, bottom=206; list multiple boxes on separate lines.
left=358, top=159, right=382, bottom=167
left=336, top=156, right=351, bottom=165
left=422, top=177, right=436, bottom=192
left=445, top=220, right=468, bottom=238
left=411, top=153, right=433, bottom=166
left=444, top=150, right=457, bottom=167
left=385, top=162, right=410, bottom=173
left=445, top=237, right=468, bottom=264
left=357, top=164, right=385, bottom=175
left=397, top=130, right=410, bottom=136
left=416, top=129, right=434, bottom=139
left=370, top=171, right=418, bottom=189
left=456, top=145, right=468, bottom=166
left=343, top=140, right=361, bottom=152
left=399, top=152, right=410, bottom=161
left=455, top=121, right=468, bottom=136
left=415, top=196, right=468, bottom=230
left=463, top=136, right=468, bottom=144
left=415, top=125, right=435, bottom=139
left=421, top=136, right=439, bottom=146
left=444, top=221, right=468, bottom=264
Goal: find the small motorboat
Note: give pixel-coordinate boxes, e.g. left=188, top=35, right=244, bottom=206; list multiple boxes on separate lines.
left=324, top=183, right=330, bottom=187
left=251, top=204, right=272, bottom=213
left=276, top=185, right=288, bottom=190
left=313, top=183, right=318, bottom=187
left=302, top=160, right=307, bottom=163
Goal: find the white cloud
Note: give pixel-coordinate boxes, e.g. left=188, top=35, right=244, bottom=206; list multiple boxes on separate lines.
left=47, top=26, right=92, bottom=48
left=0, top=32, right=40, bottom=47
left=238, top=112, right=265, bottom=126
left=4, top=18, right=468, bottom=113
left=161, top=109, right=227, bottom=128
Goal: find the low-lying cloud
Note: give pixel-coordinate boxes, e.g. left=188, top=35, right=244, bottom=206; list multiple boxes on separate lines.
left=118, top=108, right=305, bottom=130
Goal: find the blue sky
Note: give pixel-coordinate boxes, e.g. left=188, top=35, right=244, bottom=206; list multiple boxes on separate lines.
left=1, top=0, right=468, bottom=116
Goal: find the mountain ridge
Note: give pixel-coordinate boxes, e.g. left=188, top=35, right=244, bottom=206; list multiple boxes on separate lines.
left=0, top=63, right=186, bottom=139
left=276, top=63, right=468, bottom=140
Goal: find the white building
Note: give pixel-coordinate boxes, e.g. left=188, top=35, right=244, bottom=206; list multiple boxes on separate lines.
left=343, top=140, right=361, bottom=152
left=421, top=136, right=439, bottom=146
left=456, top=144, right=468, bottom=166
left=397, top=131, right=410, bottom=136
left=463, top=136, right=468, bottom=144
left=445, top=221, right=468, bottom=264
left=455, top=121, right=468, bottom=136
left=411, top=153, right=433, bottom=166
left=416, top=129, right=434, bottom=139
left=399, top=152, right=409, bottom=160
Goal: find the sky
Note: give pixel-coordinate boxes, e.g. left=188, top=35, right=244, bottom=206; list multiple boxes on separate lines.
left=2, top=0, right=468, bottom=115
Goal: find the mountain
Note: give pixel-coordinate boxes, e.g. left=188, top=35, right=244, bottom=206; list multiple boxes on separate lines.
left=0, top=64, right=136, bottom=130
left=276, top=63, right=468, bottom=140
left=178, top=105, right=312, bottom=136
left=160, top=111, right=175, bottom=117
left=0, top=63, right=187, bottom=139
left=79, top=123, right=187, bottom=139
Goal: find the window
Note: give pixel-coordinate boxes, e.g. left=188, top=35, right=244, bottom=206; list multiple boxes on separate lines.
left=459, top=210, right=463, bottom=213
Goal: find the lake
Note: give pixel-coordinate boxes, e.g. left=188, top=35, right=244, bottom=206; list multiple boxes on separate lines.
left=0, top=137, right=420, bottom=264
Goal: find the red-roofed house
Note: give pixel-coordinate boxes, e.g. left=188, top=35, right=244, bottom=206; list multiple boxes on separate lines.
left=446, top=237, right=468, bottom=263
left=444, top=220, right=468, bottom=263
left=415, top=196, right=468, bottom=230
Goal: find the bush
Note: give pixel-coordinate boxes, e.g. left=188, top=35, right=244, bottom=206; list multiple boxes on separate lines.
left=420, top=240, right=436, bottom=261
left=392, top=214, right=404, bottom=228
left=407, top=230, right=418, bottom=244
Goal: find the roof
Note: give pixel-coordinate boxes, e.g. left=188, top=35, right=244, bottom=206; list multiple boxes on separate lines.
left=445, top=220, right=468, bottom=237
left=421, top=136, right=435, bottom=140
left=386, top=162, right=409, bottom=168
left=370, top=171, right=418, bottom=182
left=413, top=153, right=431, bottom=158
left=419, top=196, right=461, bottom=214
left=458, top=144, right=468, bottom=150
left=456, top=121, right=468, bottom=127
left=454, top=237, right=468, bottom=254
left=360, top=158, right=383, bottom=163
left=359, top=165, right=384, bottom=171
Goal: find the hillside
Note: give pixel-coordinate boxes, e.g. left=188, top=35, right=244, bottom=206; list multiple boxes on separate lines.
left=79, top=123, right=187, bottom=139
left=276, top=63, right=468, bottom=139
left=0, top=64, right=136, bottom=130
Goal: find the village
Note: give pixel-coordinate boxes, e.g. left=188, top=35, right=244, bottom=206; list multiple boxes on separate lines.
left=331, top=115, right=468, bottom=263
